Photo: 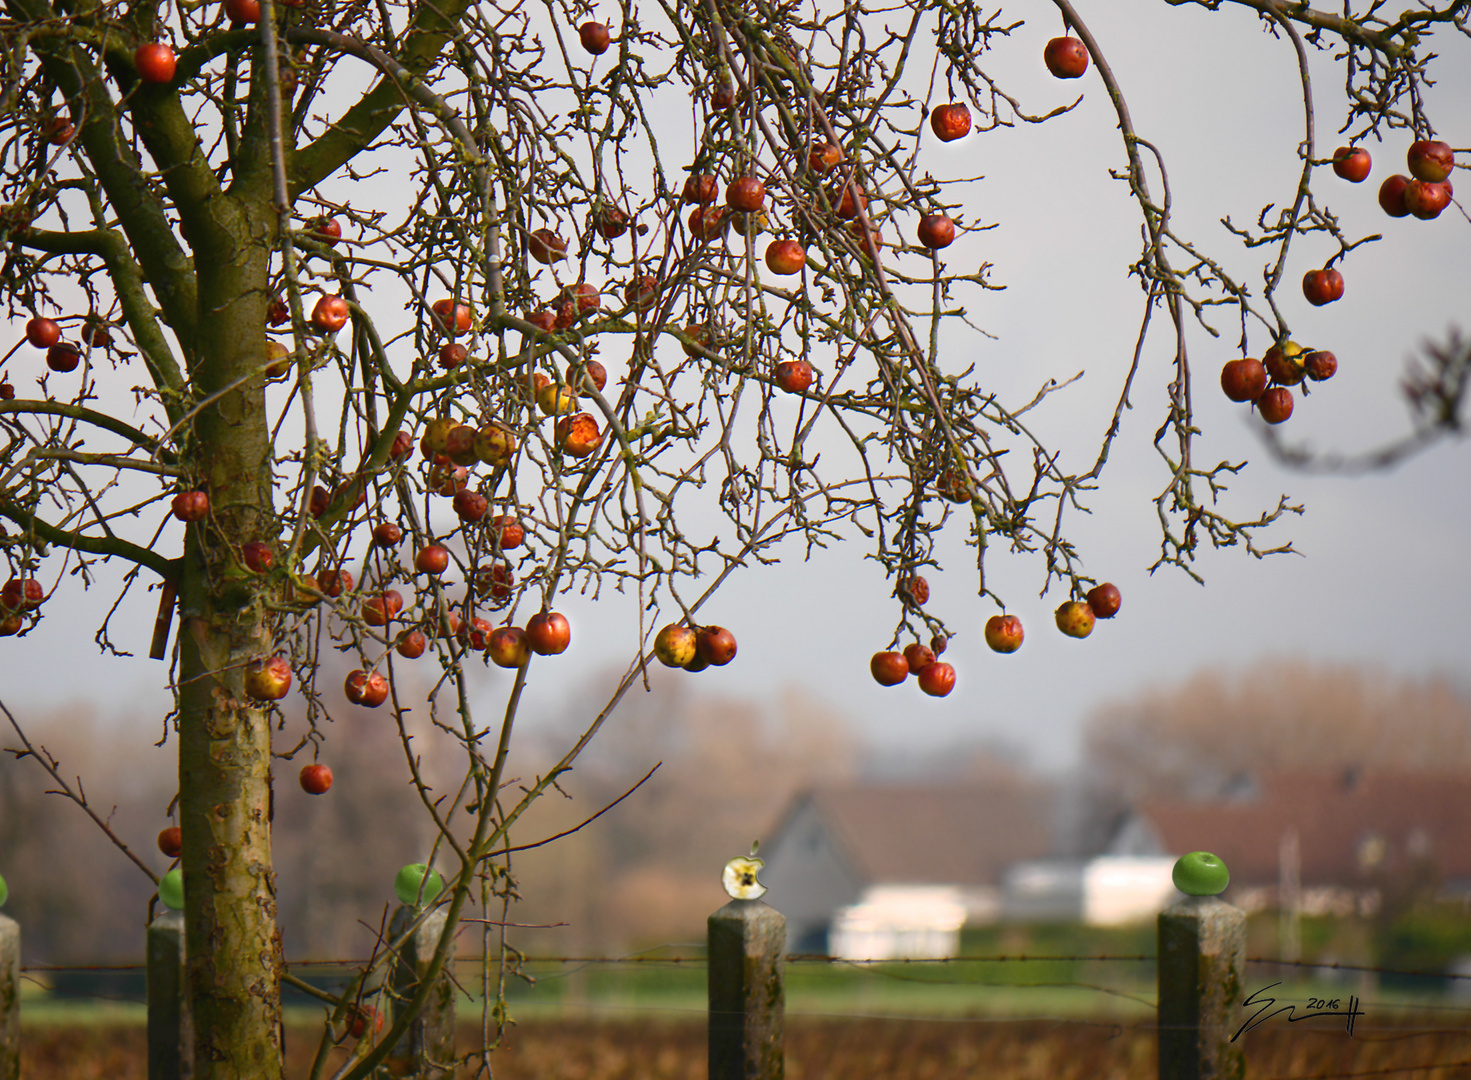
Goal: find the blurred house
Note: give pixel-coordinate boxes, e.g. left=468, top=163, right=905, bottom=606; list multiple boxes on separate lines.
left=761, top=767, right=1471, bottom=958
left=1100, top=768, right=1471, bottom=915
left=759, top=780, right=1058, bottom=956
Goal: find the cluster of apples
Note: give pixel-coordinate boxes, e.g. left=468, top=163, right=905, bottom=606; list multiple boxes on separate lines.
left=652, top=622, right=738, bottom=673
left=870, top=636, right=955, bottom=697
left=1053, top=582, right=1120, bottom=639
left=0, top=575, right=45, bottom=637
left=1329, top=139, right=1458, bottom=221
left=1220, top=341, right=1336, bottom=425
left=7, top=315, right=111, bottom=391
left=979, top=581, right=1121, bottom=653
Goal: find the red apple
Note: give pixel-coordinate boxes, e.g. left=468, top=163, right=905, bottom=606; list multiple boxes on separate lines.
left=344, top=669, right=389, bottom=708
left=318, top=568, right=353, bottom=597
left=1220, top=358, right=1267, bottom=403
left=917, top=661, right=956, bottom=697
left=1404, top=179, right=1452, bottom=220
left=1378, top=175, right=1411, bottom=217
left=1303, top=350, right=1337, bottom=382
left=526, top=611, right=571, bottom=655
left=834, top=184, right=865, bottom=220
left=241, top=541, right=274, bottom=573
left=936, top=468, right=972, bottom=503
left=727, top=177, right=766, bottom=213
left=1086, top=582, right=1121, bottom=618
left=595, top=207, right=630, bottom=239
left=0, top=613, right=22, bottom=636
left=311, top=295, right=350, bottom=333
left=682, top=174, right=719, bottom=205
left=157, top=826, right=183, bottom=858
left=487, top=625, right=530, bottom=668
left=579, top=359, right=608, bottom=392
left=1, top=578, right=44, bottom=611
left=871, top=651, right=908, bottom=686
left=46, top=343, right=81, bottom=372
left=929, top=103, right=971, bottom=143
left=396, top=628, right=428, bottom=659
left=528, top=228, right=568, bottom=264
left=1331, top=146, right=1371, bottom=183
left=930, top=635, right=948, bottom=656
left=555, top=412, right=603, bottom=458
left=903, top=642, right=934, bottom=674
left=430, top=298, right=472, bottom=335
left=984, top=614, right=1023, bottom=653
left=438, top=343, right=467, bottom=370
left=1302, top=268, right=1344, bottom=306
left=135, top=42, right=177, bottom=84
left=916, top=214, right=955, bottom=250
left=444, top=424, right=478, bottom=465
left=579, top=20, right=611, bottom=54
left=171, top=490, right=210, bottom=523
left=458, top=616, right=493, bottom=651
left=42, top=117, right=74, bottom=145
left=624, top=275, right=659, bottom=311
left=773, top=360, right=813, bottom=394
left=244, top=655, right=292, bottom=701
left=453, top=488, right=488, bottom=522
left=1044, top=36, right=1089, bottom=78
left=688, top=205, right=729, bottom=242
left=371, top=521, right=402, bottom=547
left=765, top=239, right=805, bottom=276
left=361, top=590, right=402, bottom=626
left=475, top=563, right=515, bottom=608
left=308, top=485, right=330, bottom=519
left=415, top=544, right=450, bottom=575
left=808, top=142, right=843, bottom=172
left=1407, top=139, right=1454, bottom=183
left=696, top=625, right=737, bottom=666
left=1055, top=600, right=1095, bottom=639
left=389, top=430, right=414, bottom=459
left=898, top=575, right=929, bottom=606
left=428, top=463, right=469, bottom=497
left=267, top=297, right=290, bottom=326
left=1257, top=386, right=1294, bottom=424
left=310, top=217, right=342, bottom=247
left=0, top=382, right=14, bottom=400
left=25, top=317, right=61, bottom=348
left=80, top=320, right=111, bottom=348
left=299, top=764, right=333, bottom=795
left=488, top=515, right=524, bottom=550
left=225, top=0, right=260, bottom=22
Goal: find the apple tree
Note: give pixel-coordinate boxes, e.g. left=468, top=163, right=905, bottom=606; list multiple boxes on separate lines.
left=0, top=0, right=1464, bottom=1075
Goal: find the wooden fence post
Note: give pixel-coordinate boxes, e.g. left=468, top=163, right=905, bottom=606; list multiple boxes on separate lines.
left=1158, top=895, right=1246, bottom=1080
left=147, top=910, right=192, bottom=1080
left=384, top=905, right=456, bottom=1079
left=708, top=898, right=785, bottom=1080
left=1, top=912, right=19, bottom=1080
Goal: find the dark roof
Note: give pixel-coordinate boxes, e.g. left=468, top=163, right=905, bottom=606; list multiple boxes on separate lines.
left=798, top=781, right=1055, bottom=886
left=1135, top=769, right=1471, bottom=886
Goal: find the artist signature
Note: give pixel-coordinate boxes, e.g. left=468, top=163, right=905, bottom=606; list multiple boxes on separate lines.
left=1231, top=983, right=1364, bottom=1041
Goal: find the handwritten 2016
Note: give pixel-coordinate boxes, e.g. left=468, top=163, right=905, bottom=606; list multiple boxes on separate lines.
left=1232, top=983, right=1364, bottom=1041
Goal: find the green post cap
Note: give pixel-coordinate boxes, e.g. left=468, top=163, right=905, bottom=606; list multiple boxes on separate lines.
left=159, top=867, right=185, bottom=911
left=394, top=863, right=445, bottom=907
left=1172, top=851, right=1230, bottom=896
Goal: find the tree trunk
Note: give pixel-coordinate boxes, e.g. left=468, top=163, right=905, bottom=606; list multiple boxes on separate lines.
left=176, top=208, right=284, bottom=1080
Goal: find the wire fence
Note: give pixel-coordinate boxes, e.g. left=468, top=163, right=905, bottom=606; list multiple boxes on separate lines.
left=10, top=931, right=1471, bottom=1079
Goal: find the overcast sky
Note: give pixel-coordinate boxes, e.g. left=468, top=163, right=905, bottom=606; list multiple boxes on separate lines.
left=2, top=0, right=1467, bottom=780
